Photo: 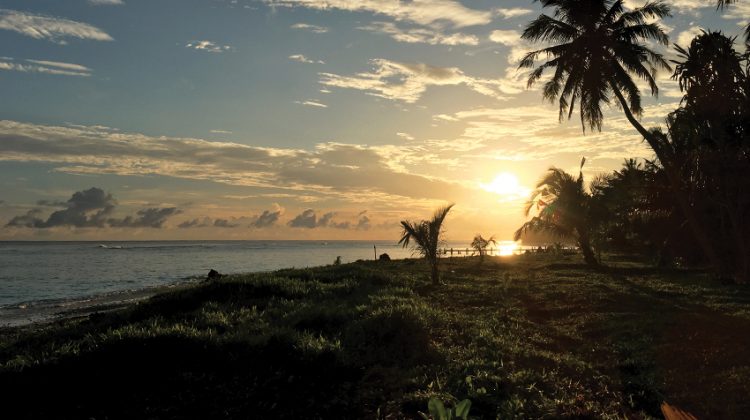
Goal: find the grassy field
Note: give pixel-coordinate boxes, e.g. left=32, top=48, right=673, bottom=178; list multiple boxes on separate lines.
left=1, top=253, right=749, bottom=419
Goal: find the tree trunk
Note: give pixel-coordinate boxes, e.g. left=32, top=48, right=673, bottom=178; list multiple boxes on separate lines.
left=577, top=232, right=599, bottom=267
left=610, top=86, right=724, bottom=275
left=430, top=258, right=440, bottom=285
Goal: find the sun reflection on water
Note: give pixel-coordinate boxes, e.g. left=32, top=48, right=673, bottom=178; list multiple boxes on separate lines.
left=497, top=241, right=519, bottom=256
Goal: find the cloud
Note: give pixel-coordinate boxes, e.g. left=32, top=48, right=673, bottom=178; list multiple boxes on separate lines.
left=494, top=8, right=533, bottom=19
left=210, top=129, right=232, bottom=134
left=319, top=58, right=521, bottom=103
left=252, top=208, right=282, bottom=228
left=0, top=57, right=92, bottom=77
left=88, top=0, right=124, bottom=5
left=288, top=208, right=317, bottom=228
left=213, top=218, right=240, bottom=228
left=109, top=207, right=181, bottom=228
left=358, top=21, right=479, bottom=45
left=289, top=54, right=325, bottom=64
left=489, top=29, right=522, bottom=46
left=185, top=40, right=233, bottom=53
left=356, top=214, right=371, bottom=230
left=291, top=23, right=329, bottom=33
left=0, top=9, right=113, bottom=44
left=178, top=217, right=210, bottom=229
left=5, top=187, right=181, bottom=229
left=294, top=99, right=327, bottom=108
left=6, top=187, right=115, bottom=228
left=675, top=25, right=704, bottom=47
left=265, top=0, right=492, bottom=28
left=431, top=105, right=656, bottom=162
left=287, top=209, right=352, bottom=229
left=0, top=120, right=477, bottom=206
left=36, top=199, right=67, bottom=207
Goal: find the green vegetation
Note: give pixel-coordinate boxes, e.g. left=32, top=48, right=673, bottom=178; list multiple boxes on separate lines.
left=2, top=255, right=749, bottom=418
left=399, top=204, right=454, bottom=285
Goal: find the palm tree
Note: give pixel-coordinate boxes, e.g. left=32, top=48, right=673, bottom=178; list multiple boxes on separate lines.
left=514, top=158, right=598, bottom=266
left=471, top=234, right=497, bottom=262
left=399, top=204, right=454, bottom=285
left=519, top=0, right=723, bottom=273
left=520, top=0, right=671, bottom=150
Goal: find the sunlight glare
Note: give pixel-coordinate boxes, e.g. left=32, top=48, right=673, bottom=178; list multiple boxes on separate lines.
left=497, top=240, right=519, bottom=256
left=480, top=173, right=530, bottom=201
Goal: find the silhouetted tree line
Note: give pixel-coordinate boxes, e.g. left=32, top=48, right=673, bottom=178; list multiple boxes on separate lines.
left=516, top=0, right=750, bottom=282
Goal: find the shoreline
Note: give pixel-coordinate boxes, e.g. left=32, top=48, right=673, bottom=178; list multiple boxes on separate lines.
left=0, top=280, right=200, bottom=328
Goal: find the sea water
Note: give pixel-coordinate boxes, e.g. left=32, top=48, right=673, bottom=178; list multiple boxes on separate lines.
left=0, top=240, right=478, bottom=308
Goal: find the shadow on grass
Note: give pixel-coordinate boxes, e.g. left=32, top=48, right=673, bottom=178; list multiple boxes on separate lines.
left=0, top=332, right=360, bottom=419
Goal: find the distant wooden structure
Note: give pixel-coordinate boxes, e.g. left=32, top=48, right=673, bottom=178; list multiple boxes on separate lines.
left=661, top=402, right=698, bottom=420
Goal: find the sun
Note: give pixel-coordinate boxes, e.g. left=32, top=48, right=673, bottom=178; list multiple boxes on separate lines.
left=480, top=172, right=530, bottom=201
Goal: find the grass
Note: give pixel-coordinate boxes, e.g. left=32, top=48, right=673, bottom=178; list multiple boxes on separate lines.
left=1, top=253, right=749, bottom=419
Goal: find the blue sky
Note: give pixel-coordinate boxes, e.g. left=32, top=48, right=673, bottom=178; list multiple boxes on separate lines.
left=0, top=0, right=748, bottom=240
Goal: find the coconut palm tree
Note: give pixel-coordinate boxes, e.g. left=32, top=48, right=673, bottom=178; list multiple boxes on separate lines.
left=514, top=158, right=598, bottom=266
left=519, top=0, right=724, bottom=273
left=519, top=0, right=671, bottom=150
left=471, top=234, right=497, bottom=262
left=399, top=204, right=454, bottom=285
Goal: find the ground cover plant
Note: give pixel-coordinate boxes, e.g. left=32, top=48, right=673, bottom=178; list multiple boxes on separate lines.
left=1, top=254, right=749, bottom=419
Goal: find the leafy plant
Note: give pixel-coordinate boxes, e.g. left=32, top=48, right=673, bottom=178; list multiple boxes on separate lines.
left=418, top=398, right=472, bottom=420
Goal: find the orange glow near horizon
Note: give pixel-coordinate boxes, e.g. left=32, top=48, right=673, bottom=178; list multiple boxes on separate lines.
left=481, top=173, right=530, bottom=202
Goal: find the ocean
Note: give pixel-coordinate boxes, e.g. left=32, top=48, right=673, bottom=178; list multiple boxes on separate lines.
left=0, top=240, right=485, bottom=308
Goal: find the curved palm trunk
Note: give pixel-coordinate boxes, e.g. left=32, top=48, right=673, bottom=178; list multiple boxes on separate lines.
left=610, top=85, right=724, bottom=275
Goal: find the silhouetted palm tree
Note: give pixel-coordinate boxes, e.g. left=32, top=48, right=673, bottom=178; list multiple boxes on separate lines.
left=470, top=234, right=496, bottom=262
left=399, top=204, right=454, bottom=285
left=519, top=0, right=724, bottom=274
left=673, top=30, right=748, bottom=147
left=520, top=0, right=671, bottom=152
left=515, top=158, right=598, bottom=265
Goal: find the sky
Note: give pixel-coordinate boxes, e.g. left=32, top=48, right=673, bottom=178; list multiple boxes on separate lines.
left=0, top=0, right=747, bottom=241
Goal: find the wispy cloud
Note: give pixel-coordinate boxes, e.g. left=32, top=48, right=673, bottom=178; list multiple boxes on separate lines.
left=294, top=99, right=327, bottom=108
left=0, top=9, right=113, bottom=44
left=290, top=23, right=329, bottom=33
left=432, top=105, right=655, bottom=162
left=289, top=54, right=325, bottom=64
left=319, top=58, right=521, bottom=103
left=88, top=0, right=125, bottom=5
left=0, top=57, right=92, bottom=77
left=266, top=0, right=492, bottom=28
left=185, top=40, right=233, bottom=53
left=358, top=21, right=478, bottom=46
left=209, top=129, right=233, bottom=135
